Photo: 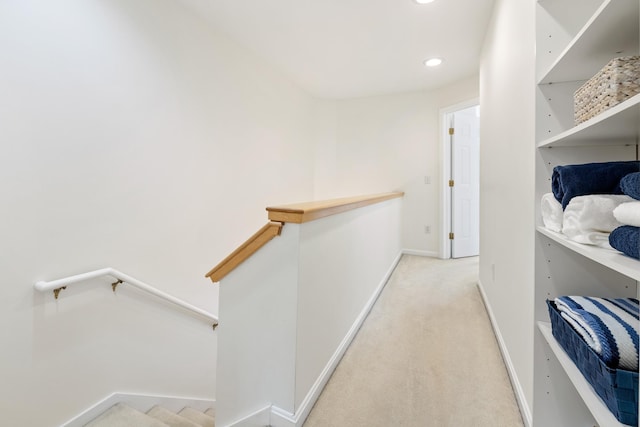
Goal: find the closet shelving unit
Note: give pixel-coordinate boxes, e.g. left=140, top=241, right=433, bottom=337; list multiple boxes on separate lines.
left=534, top=0, right=639, bottom=426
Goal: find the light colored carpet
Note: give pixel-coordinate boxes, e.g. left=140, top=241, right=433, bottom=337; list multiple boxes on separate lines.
left=85, top=403, right=215, bottom=427
left=178, top=407, right=215, bottom=427
left=85, top=403, right=167, bottom=427
left=147, top=405, right=200, bottom=427
left=303, top=255, right=524, bottom=427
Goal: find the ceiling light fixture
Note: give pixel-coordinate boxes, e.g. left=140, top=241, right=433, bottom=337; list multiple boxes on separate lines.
left=424, top=58, right=443, bottom=67
left=415, top=0, right=435, bottom=3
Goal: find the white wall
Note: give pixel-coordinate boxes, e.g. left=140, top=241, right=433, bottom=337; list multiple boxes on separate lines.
left=214, top=198, right=402, bottom=426
left=313, top=77, right=479, bottom=255
left=479, top=0, right=536, bottom=423
left=295, top=198, right=402, bottom=410
left=215, top=224, right=300, bottom=426
left=0, top=1, right=492, bottom=424
left=0, top=1, right=316, bottom=425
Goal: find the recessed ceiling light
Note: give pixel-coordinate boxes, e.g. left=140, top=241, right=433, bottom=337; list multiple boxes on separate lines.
left=415, top=0, right=435, bottom=3
left=424, top=58, right=443, bottom=67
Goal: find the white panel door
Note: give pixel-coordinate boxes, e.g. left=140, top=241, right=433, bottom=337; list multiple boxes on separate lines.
left=451, top=107, right=480, bottom=258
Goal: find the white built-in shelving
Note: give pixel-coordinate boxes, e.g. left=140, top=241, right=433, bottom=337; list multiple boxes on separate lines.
left=534, top=0, right=639, bottom=426
left=538, top=322, right=628, bottom=427
left=537, top=94, right=640, bottom=148
left=538, top=0, right=639, bottom=85
left=537, top=227, right=640, bottom=282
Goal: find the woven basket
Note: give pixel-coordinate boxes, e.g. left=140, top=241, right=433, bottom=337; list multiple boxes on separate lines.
left=574, top=56, right=640, bottom=124
left=547, top=300, right=638, bottom=425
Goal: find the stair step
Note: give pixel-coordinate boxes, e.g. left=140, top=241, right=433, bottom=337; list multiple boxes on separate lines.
left=178, top=407, right=215, bottom=427
left=85, top=403, right=168, bottom=427
left=147, top=405, right=200, bottom=427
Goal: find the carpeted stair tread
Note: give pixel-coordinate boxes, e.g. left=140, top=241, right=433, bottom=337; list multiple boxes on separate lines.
left=178, top=407, right=215, bottom=427
left=147, top=405, right=200, bottom=427
left=204, top=407, right=215, bottom=418
left=84, top=403, right=168, bottom=427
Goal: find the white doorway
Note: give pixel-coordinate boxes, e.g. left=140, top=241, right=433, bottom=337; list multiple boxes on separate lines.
left=440, top=100, right=480, bottom=259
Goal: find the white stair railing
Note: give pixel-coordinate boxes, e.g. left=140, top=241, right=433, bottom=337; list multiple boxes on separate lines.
left=35, top=268, right=218, bottom=329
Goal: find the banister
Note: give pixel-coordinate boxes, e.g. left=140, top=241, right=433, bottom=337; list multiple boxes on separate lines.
left=35, top=268, right=219, bottom=329
left=206, top=192, right=404, bottom=283
left=266, top=192, right=404, bottom=224
left=205, top=221, right=284, bottom=283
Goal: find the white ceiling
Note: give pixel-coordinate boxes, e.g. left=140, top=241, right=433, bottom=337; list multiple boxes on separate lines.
left=179, top=0, right=495, bottom=99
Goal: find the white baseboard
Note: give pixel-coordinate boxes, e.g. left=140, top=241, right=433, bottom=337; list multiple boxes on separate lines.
left=402, top=248, right=439, bottom=258
left=477, top=279, right=532, bottom=427
left=269, top=251, right=404, bottom=427
left=60, top=392, right=215, bottom=427
left=270, top=405, right=296, bottom=427
left=223, top=405, right=271, bottom=427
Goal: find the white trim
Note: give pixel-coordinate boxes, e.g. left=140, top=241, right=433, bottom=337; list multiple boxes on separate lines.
left=440, top=98, right=481, bottom=114
left=402, top=248, right=439, bottom=258
left=270, top=405, right=296, bottom=427
left=270, top=251, right=403, bottom=427
left=35, top=267, right=218, bottom=326
left=439, top=98, right=480, bottom=260
left=60, top=392, right=215, bottom=427
left=477, top=279, right=532, bottom=427
left=224, top=405, right=271, bottom=427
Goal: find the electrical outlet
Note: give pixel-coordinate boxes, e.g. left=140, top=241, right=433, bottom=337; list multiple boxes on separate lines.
left=424, top=176, right=431, bottom=184
left=424, top=225, right=431, bottom=234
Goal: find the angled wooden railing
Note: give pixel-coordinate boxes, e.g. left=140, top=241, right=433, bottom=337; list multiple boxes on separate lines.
left=205, top=221, right=284, bottom=282
left=205, top=192, right=403, bottom=283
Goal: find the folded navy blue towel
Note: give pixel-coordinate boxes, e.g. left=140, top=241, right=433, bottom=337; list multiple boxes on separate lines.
left=552, top=161, right=640, bottom=209
left=609, top=225, right=640, bottom=260
left=620, top=172, right=640, bottom=200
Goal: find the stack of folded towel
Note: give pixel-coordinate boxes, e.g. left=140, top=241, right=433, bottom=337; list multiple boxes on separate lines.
left=555, top=296, right=639, bottom=371
left=551, top=161, right=639, bottom=209
left=541, top=161, right=640, bottom=259
left=610, top=173, right=640, bottom=259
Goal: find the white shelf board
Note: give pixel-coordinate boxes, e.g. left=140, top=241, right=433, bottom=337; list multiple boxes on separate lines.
left=537, top=321, right=628, bottom=427
left=537, top=227, right=640, bottom=281
left=538, top=0, right=639, bottom=84
left=537, top=94, right=640, bottom=148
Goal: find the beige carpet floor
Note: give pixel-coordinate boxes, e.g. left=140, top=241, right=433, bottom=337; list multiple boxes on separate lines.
left=303, top=255, right=524, bottom=427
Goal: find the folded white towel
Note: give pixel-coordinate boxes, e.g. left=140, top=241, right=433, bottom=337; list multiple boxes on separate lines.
left=614, top=201, right=640, bottom=227
left=541, top=193, right=563, bottom=232
left=562, top=194, right=634, bottom=248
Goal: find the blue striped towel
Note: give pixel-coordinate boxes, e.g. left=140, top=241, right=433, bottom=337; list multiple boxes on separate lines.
left=555, top=296, right=639, bottom=371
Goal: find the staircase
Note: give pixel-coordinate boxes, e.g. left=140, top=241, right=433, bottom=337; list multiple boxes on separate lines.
left=85, top=403, right=215, bottom=427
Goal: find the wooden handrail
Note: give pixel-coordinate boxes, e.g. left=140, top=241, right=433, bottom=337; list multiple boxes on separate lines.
left=266, top=192, right=404, bottom=224
left=205, top=192, right=403, bottom=283
left=206, top=222, right=284, bottom=283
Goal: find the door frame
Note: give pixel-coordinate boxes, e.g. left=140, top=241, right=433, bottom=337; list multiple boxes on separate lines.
left=439, top=98, right=479, bottom=259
